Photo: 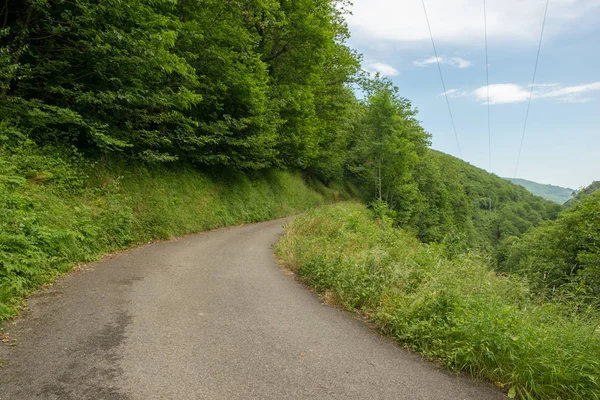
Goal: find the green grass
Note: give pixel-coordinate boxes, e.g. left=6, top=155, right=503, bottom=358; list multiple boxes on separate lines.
left=276, top=203, right=600, bottom=400
left=0, top=146, right=338, bottom=320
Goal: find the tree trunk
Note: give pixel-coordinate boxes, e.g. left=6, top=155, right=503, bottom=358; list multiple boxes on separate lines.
left=378, top=163, right=382, bottom=201
left=2, top=0, right=9, bottom=29
left=2, top=4, right=33, bottom=96
left=179, top=0, right=186, bottom=22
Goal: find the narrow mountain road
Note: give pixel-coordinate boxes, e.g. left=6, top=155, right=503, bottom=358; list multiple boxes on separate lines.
left=0, top=219, right=505, bottom=400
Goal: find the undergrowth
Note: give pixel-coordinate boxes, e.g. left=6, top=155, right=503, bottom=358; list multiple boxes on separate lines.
left=0, top=143, right=337, bottom=320
left=276, top=203, right=600, bottom=400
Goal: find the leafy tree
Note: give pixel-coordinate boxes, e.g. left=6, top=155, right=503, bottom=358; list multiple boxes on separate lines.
left=174, top=0, right=282, bottom=168
left=1, top=0, right=200, bottom=159
left=348, top=77, right=427, bottom=201
left=501, top=191, right=600, bottom=302
left=257, top=0, right=361, bottom=170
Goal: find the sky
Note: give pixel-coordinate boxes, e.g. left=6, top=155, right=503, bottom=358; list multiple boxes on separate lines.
left=345, top=0, right=600, bottom=189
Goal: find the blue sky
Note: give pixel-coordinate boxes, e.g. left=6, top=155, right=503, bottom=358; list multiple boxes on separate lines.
left=345, top=0, right=600, bottom=189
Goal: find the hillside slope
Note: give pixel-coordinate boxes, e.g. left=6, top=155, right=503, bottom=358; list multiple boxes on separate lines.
left=0, top=146, right=346, bottom=320
left=565, top=181, right=600, bottom=206
left=412, top=151, right=563, bottom=251
left=506, top=178, right=574, bottom=204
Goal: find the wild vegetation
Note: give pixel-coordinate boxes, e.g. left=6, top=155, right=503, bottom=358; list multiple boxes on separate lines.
left=276, top=203, right=600, bottom=400
left=499, top=188, right=600, bottom=305
left=1, top=2, right=599, bottom=398
left=0, top=143, right=343, bottom=319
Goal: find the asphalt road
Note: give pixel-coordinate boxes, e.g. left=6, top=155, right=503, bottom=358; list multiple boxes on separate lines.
left=0, top=219, right=505, bottom=399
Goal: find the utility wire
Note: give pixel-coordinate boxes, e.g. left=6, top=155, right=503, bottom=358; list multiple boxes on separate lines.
left=514, top=0, right=549, bottom=179
left=421, top=0, right=463, bottom=159
left=484, top=0, right=491, bottom=173
left=484, top=0, right=493, bottom=216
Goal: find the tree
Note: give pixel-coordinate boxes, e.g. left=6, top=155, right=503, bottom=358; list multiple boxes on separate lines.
left=347, top=77, right=429, bottom=224
left=257, top=0, right=361, bottom=170
left=1, top=0, right=201, bottom=160
left=501, top=191, right=600, bottom=301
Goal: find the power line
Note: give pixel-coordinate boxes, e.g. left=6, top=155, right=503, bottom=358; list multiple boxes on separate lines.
left=420, top=0, right=463, bottom=159
left=484, top=0, right=492, bottom=216
left=484, top=0, right=491, bottom=173
left=514, top=0, right=549, bottom=179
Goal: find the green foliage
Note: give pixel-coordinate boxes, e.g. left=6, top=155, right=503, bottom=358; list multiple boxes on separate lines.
left=261, top=0, right=361, bottom=172
left=276, top=203, right=600, bottom=400
left=422, top=151, right=561, bottom=250
left=1, top=0, right=200, bottom=156
left=500, top=191, right=600, bottom=304
left=0, top=0, right=360, bottom=170
left=340, top=78, right=558, bottom=250
left=347, top=77, right=428, bottom=221
left=565, top=181, right=600, bottom=207
left=0, top=145, right=328, bottom=320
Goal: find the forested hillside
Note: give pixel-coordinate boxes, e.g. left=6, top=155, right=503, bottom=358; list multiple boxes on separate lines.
left=500, top=184, right=600, bottom=304
left=0, top=0, right=560, bottom=241
left=420, top=152, right=562, bottom=251
left=507, top=178, right=574, bottom=204
left=0, top=0, right=564, bottom=312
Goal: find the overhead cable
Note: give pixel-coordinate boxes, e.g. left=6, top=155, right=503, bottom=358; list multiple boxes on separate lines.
left=514, top=0, right=550, bottom=178
left=421, top=0, right=463, bottom=159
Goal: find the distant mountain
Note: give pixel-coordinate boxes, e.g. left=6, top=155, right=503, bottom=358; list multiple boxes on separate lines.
left=505, top=178, right=575, bottom=204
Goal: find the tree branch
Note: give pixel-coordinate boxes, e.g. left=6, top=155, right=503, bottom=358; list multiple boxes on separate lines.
left=262, top=43, right=288, bottom=63
left=2, top=0, right=8, bottom=29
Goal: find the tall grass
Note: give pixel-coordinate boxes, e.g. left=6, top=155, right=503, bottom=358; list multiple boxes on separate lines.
left=276, top=203, right=600, bottom=400
left=0, top=146, right=334, bottom=320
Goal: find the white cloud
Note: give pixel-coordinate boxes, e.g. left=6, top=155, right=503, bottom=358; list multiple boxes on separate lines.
left=441, top=89, right=458, bottom=96
left=439, top=89, right=470, bottom=98
left=414, top=56, right=440, bottom=67
left=450, top=57, right=473, bottom=68
left=530, top=83, right=560, bottom=88
left=543, top=82, right=600, bottom=97
left=347, top=0, right=600, bottom=46
left=473, top=82, right=600, bottom=104
left=414, top=56, right=473, bottom=68
left=474, top=84, right=530, bottom=104
left=558, top=96, right=594, bottom=103
left=365, top=62, right=399, bottom=77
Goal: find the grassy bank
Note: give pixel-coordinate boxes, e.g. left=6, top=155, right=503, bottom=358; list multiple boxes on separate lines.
left=276, top=203, right=600, bottom=400
left=0, top=145, right=341, bottom=320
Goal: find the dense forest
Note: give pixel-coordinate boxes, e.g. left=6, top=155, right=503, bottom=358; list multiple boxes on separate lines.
left=2, top=0, right=598, bottom=304
left=1, top=0, right=561, bottom=231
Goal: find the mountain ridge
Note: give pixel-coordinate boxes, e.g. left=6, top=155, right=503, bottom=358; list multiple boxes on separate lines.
left=504, top=178, right=575, bottom=204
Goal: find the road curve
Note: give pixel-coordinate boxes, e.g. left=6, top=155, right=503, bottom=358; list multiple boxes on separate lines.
left=0, top=219, right=505, bottom=399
